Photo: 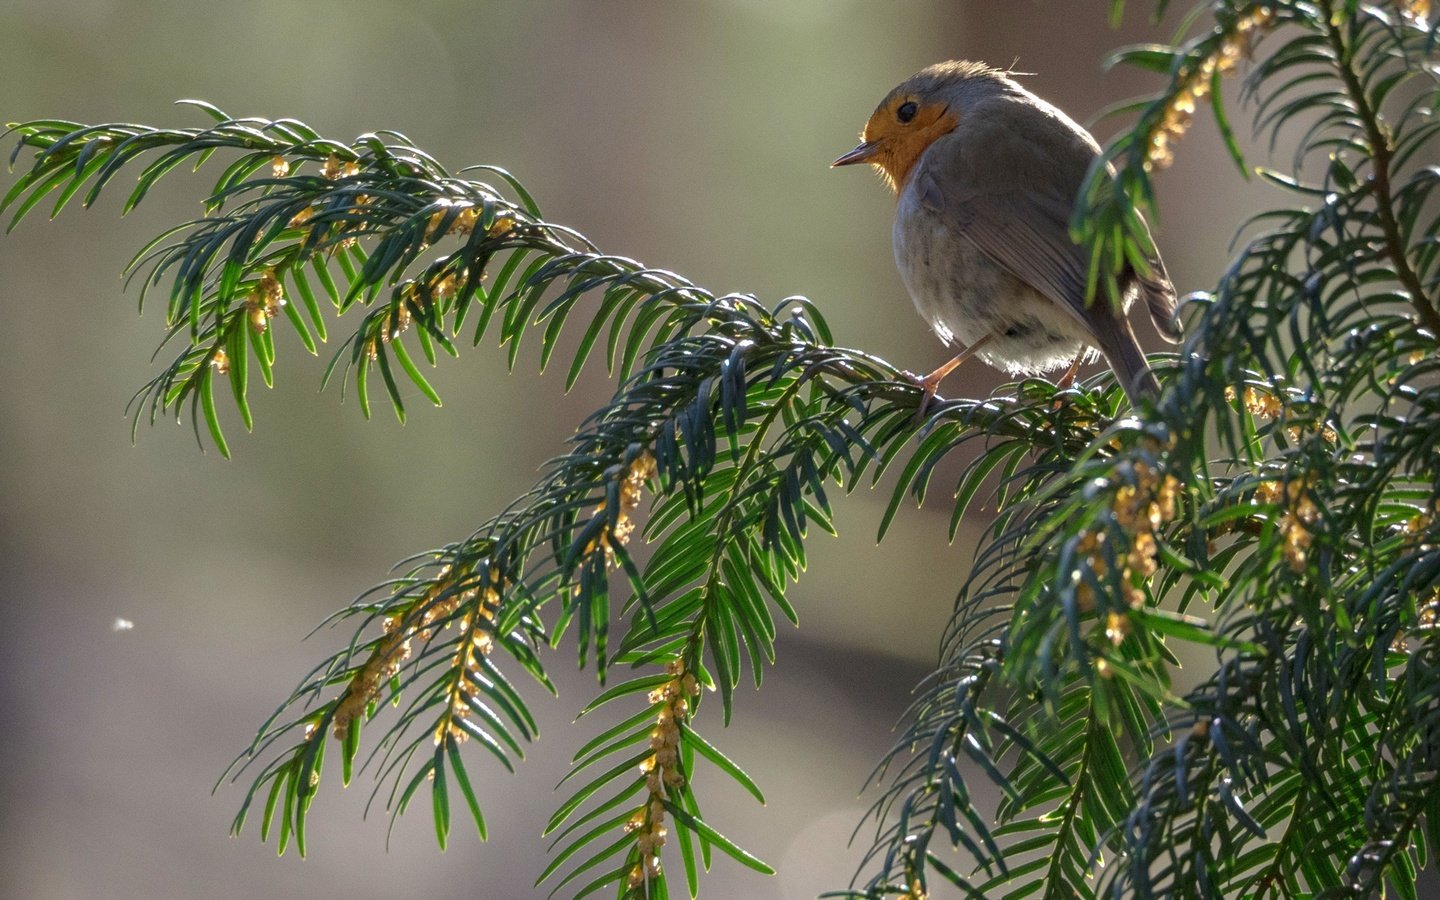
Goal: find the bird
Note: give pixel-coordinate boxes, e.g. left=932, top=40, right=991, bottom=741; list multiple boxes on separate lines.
left=832, top=60, right=1182, bottom=407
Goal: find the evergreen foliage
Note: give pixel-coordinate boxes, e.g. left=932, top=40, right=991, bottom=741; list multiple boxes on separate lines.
left=4, top=1, right=1438, bottom=896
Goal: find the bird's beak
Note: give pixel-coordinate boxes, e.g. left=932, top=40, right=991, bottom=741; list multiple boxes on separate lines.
left=831, top=141, right=880, bottom=168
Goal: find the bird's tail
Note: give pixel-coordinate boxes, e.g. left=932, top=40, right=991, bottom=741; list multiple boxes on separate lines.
left=1138, top=265, right=1183, bottom=344
left=1094, top=315, right=1160, bottom=403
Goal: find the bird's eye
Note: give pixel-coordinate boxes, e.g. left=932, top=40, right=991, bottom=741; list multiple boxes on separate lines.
left=897, top=101, right=918, bottom=124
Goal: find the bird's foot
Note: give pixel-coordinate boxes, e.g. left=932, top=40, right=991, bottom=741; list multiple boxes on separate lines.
left=902, top=369, right=946, bottom=420
left=904, top=335, right=994, bottom=421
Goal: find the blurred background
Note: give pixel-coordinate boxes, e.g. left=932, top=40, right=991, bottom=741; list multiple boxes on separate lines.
left=0, top=1, right=1277, bottom=897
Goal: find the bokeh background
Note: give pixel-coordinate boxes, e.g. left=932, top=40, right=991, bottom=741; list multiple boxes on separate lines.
left=1, top=2, right=1278, bottom=897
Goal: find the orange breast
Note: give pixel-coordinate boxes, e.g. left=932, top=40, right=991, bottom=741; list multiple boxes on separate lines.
left=866, top=104, right=959, bottom=192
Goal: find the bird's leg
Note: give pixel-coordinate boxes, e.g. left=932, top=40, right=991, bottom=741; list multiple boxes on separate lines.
left=1054, top=352, right=1084, bottom=391
left=1051, top=352, right=1085, bottom=411
left=906, top=333, right=993, bottom=415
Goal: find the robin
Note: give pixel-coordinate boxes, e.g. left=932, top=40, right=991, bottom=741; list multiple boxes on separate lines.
left=833, top=60, right=1182, bottom=406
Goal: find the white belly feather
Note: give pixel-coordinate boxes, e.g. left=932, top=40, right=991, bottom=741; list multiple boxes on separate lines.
left=891, top=184, right=1093, bottom=375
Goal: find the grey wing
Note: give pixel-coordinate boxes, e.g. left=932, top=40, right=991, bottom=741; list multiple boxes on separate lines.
left=915, top=152, right=1181, bottom=344
left=914, top=166, right=1099, bottom=337
left=913, top=157, right=1162, bottom=400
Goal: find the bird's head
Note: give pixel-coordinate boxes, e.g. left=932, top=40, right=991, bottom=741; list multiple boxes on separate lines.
left=833, top=60, right=1008, bottom=192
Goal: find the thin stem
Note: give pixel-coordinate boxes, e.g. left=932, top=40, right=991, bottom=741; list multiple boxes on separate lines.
left=1320, top=1, right=1440, bottom=335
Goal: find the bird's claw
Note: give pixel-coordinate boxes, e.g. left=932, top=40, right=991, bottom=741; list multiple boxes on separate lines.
left=902, top=369, right=943, bottom=420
